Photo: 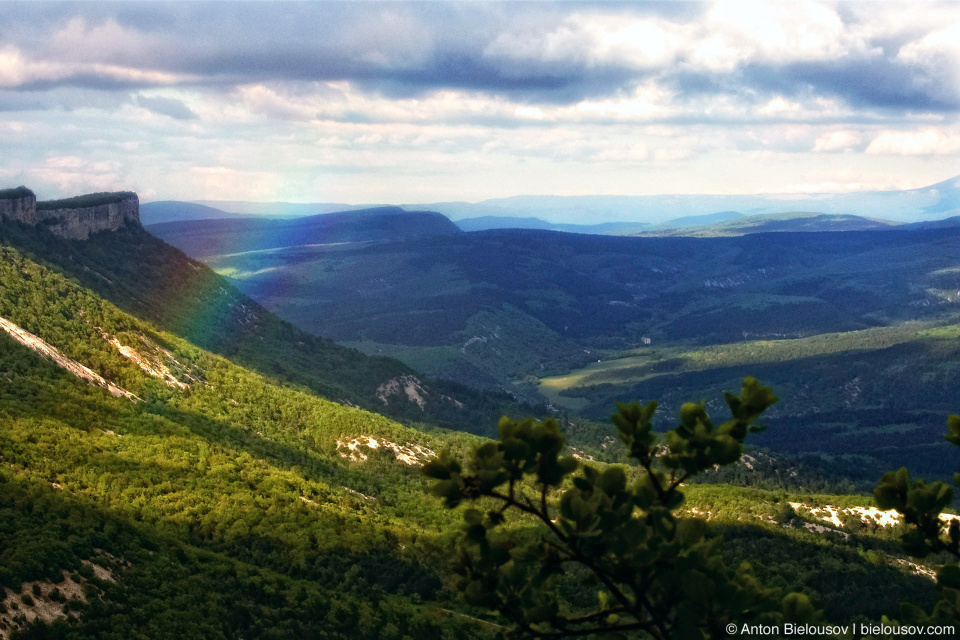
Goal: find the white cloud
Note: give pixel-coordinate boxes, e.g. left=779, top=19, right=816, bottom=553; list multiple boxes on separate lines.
left=813, top=130, right=862, bottom=152
left=483, top=2, right=871, bottom=75
left=866, top=128, right=960, bottom=155
left=896, top=21, right=960, bottom=105
left=704, top=1, right=864, bottom=63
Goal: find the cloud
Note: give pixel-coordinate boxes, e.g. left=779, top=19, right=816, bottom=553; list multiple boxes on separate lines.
left=0, top=1, right=952, bottom=114
left=0, top=1, right=958, bottom=204
left=134, top=94, right=197, bottom=120
left=865, top=128, right=960, bottom=155
left=814, top=130, right=862, bottom=152
left=0, top=86, right=130, bottom=112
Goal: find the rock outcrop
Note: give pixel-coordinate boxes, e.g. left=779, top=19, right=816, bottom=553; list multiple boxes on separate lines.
left=0, top=186, right=37, bottom=224
left=0, top=187, right=140, bottom=240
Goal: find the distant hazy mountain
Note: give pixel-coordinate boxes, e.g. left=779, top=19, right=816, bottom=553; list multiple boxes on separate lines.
left=148, top=206, right=461, bottom=258
left=456, top=210, right=899, bottom=237
left=660, top=211, right=744, bottom=228
left=140, top=201, right=238, bottom=224
left=151, top=175, right=959, bottom=228
left=901, top=215, right=960, bottom=230
left=455, top=216, right=649, bottom=235
left=416, top=175, right=960, bottom=225
left=454, top=216, right=557, bottom=231
left=193, top=200, right=380, bottom=217
left=640, top=212, right=897, bottom=237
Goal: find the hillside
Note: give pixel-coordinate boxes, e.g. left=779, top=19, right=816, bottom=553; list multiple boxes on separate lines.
left=541, top=320, right=960, bottom=483
left=0, top=208, right=530, bottom=433
left=0, top=238, right=493, bottom=638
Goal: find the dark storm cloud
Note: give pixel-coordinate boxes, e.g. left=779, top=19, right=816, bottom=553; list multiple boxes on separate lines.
left=0, top=1, right=955, bottom=116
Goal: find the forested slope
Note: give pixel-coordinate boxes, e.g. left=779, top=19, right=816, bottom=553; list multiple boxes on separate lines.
left=0, top=220, right=532, bottom=433
left=0, top=239, right=491, bottom=638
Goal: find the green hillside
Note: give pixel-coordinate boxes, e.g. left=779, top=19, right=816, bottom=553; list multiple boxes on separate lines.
left=0, top=221, right=532, bottom=434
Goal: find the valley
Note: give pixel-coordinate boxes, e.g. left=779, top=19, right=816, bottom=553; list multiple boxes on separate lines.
left=150, top=206, right=960, bottom=485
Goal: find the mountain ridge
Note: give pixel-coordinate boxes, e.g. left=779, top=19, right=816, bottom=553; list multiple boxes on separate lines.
left=148, top=206, right=461, bottom=258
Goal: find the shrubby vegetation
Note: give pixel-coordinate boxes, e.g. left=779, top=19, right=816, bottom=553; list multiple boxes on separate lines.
left=875, top=414, right=960, bottom=626
left=424, top=379, right=944, bottom=637
left=36, top=192, right=138, bottom=210
left=0, top=186, right=34, bottom=200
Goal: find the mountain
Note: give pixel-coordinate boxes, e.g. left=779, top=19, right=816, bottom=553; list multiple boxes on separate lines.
left=0, top=243, right=941, bottom=634
left=640, top=212, right=897, bottom=237
left=148, top=206, right=461, bottom=259
left=416, top=175, right=960, bottom=224
left=454, top=211, right=894, bottom=237
left=157, top=176, right=960, bottom=230
left=657, top=210, right=744, bottom=227
left=455, top=215, right=568, bottom=231
left=140, top=200, right=238, bottom=224
left=193, top=199, right=377, bottom=217
left=455, top=215, right=650, bottom=235
left=902, top=215, right=960, bottom=230
left=0, top=219, right=500, bottom=638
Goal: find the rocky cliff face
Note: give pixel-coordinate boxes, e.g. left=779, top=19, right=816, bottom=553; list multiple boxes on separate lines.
left=0, top=189, right=139, bottom=240
left=0, top=189, right=38, bottom=225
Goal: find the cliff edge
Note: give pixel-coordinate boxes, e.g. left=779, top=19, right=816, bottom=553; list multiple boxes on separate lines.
left=0, top=187, right=140, bottom=240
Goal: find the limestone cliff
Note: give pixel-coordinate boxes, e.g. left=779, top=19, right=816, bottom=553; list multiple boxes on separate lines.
left=0, top=188, right=140, bottom=240
left=0, top=187, right=37, bottom=225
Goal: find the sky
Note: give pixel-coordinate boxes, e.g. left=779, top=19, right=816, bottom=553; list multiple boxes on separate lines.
left=0, top=1, right=958, bottom=205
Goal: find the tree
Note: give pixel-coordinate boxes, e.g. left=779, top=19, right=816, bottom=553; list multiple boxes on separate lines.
left=874, top=414, right=960, bottom=625
left=423, top=377, right=820, bottom=638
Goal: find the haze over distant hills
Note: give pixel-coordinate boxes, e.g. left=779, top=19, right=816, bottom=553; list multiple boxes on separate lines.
left=192, top=200, right=385, bottom=217
left=416, top=175, right=960, bottom=224
left=145, top=175, right=960, bottom=229
left=453, top=216, right=651, bottom=234
left=140, top=200, right=242, bottom=224
left=638, top=212, right=899, bottom=237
